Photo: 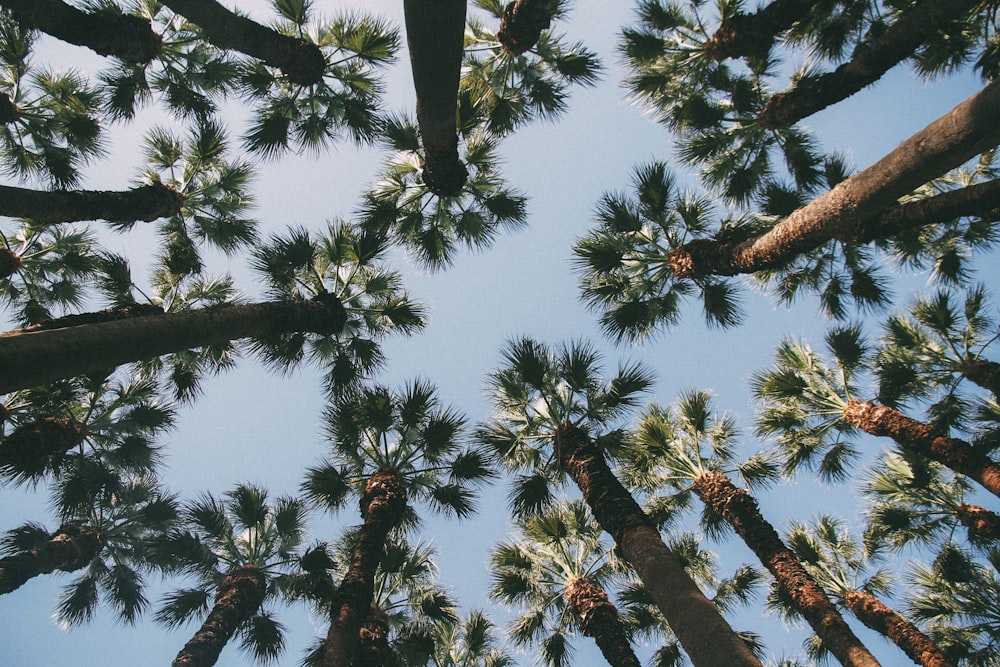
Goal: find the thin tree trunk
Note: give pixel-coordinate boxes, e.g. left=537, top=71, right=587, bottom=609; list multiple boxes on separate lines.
left=403, top=0, right=468, bottom=197
left=0, top=183, right=184, bottom=225
left=759, top=0, right=980, bottom=129
left=0, top=417, right=86, bottom=476
left=958, top=357, right=1000, bottom=398
left=353, top=608, right=391, bottom=667
left=553, top=423, right=762, bottom=667
left=704, top=0, right=814, bottom=61
left=317, top=470, right=407, bottom=667
left=0, top=296, right=347, bottom=394
left=668, top=79, right=1000, bottom=279
left=565, top=576, right=642, bottom=667
left=157, top=0, right=325, bottom=86
left=692, top=470, right=881, bottom=667
left=0, top=523, right=103, bottom=594
left=172, top=565, right=267, bottom=667
left=497, top=0, right=556, bottom=56
left=843, top=400, right=1000, bottom=499
left=956, top=503, right=1000, bottom=541
left=842, top=590, right=955, bottom=667
left=0, top=0, right=161, bottom=63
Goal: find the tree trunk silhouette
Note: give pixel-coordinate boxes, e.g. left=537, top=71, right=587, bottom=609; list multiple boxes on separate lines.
left=0, top=183, right=184, bottom=225
left=497, top=0, right=555, bottom=56
left=842, top=590, right=955, bottom=667
left=565, top=576, right=642, bottom=667
left=0, top=91, right=18, bottom=124
left=0, top=417, right=86, bottom=477
left=958, top=357, right=1000, bottom=398
left=0, top=523, right=103, bottom=594
left=704, top=0, right=814, bottom=61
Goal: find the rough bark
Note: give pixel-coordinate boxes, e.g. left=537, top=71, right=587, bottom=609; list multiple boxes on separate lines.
left=704, top=0, right=814, bottom=61
left=759, top=0, right=981, bottom=129
left=553, top=423, right=762, bottom=667
left=157, top=0, right=325, bottom=86
left=0, top=183, right=185, bottom=225
left=668, top=79, right=1000, bottom=279
left=0, top=417, right=86, bottom=474
left=172, top=565, right=267, bottom=667
left=497, top=0, right=555, bottom=56
left=0, top=523, right=103, bottom=594
left=353, top=608, right=391, bottom=667
left=0, top=295, right=347, bottom=394
left=956, top=503, right=1000, bottom=542
left=692, top=470, right=881, bottom=667
left=958, top=357, right=1000, bottom=398
left=842, top=590, right=955, bottom=667
left=565, top=576, right=642, bottom=667
left=0, top=0, right=161, bottom=63
left=317, top=470, right=407, bottom=667
left=403, top=0, right=468, bottom=197
left=21, top=303, right=166, bottom=332
left=843, top=400, right=1000, bottom=498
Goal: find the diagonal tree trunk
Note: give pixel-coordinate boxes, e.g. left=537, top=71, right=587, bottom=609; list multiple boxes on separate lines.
left=0, top=417, right=86, bottom=476
left=0, top=0, right=161, bottom=64
left=957, top=357, right=1000, bottom=398
left=497, top=0, right=556, bottom=56
left=956, top=503, right=1000, bottom=541
left=692, top=470, right=881, bottom=667
left=157, top=0, right=325, bottom=86
left=0, top=296, right=347, bottom=394
left=843, top=400, right=1000, bottom=499
left=0, top=183, right=184, bottom=225
left=842, top=590, right=955, bottom=667
left=704, top=0, right=814, bottom=61
left=0, top=523, right=103, bottom=594
left=553, top=422, right=762, bottom=667
left=565, top=576, right=642, bottom=667
left=172, top=565, right=267, bottom=667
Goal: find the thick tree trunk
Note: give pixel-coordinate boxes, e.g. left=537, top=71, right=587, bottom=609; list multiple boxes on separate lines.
left=759, top=0, right=980, bottom=129
left=842, top=590, right=955, bottom=667
left=956, top=503, right=1000, bottom=541
left=172, top=565, right=267, bottom=667
left=958, top=357, right=1000, bottom=398
left=565, top=576, right=642, bottom=667
left=704, top=0, right=814, bottom=61
left=0, top=183, right=184, bottom=225
left=0, top=0, right=161, bottom=63
left=403, top=0, right=468, bottom=197
left=668, top=79, right=1000, bottom=278
left=843, top=400, right=1000, bottom=498
left=692, top=470, right=881, bottom=667
left=553, top=423, right=762, bottom=667
left=0, top=523, right=103, bottom=594
left=352, top=608, right=391, bottom=667
left=317, top=470, right=407, bottom=667
left=0, top=417, right=86, bottom=476
left=157, top=0, right=325, bottom=86
left=0, top=296, right=347, bottom=394
left=21, top=303, right=166, bottom=332
left=497, top=0, right=555, bottom=56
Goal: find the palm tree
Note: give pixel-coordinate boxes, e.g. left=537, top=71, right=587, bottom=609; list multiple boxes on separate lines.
left=478, top=337, right=761, bottom=667
left=702, top=0, right=816, bottom=62
left=496, top=0, right=557, bottom=55
left=0, top=182, right=184, bottom=225
left=415, top=610, right=515, bottom=667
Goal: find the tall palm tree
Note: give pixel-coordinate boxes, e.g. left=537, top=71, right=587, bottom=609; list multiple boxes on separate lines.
left=478, top=337, right=761, bottom=667
left=416, top=610, right=515, bottom=667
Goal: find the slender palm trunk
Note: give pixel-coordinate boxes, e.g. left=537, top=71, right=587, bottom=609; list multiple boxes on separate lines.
left=317, top=470, right=407, bottom=667
left=0, top=183, right=184, bottom=225
left=958, top=357, right=1000, bottom=398
left=0, top=0, right=161, bottom=63
left=842, top=590, right=955, bottom=667
left=553, top=423, right=762, bottom=667
left=692, top=470, right=881, bottom=667
left=668, top=79, right=1000, bottom=279
left=565, top=576, right=641, bottom=667
left=0, top=296, right=347, bottom=394
left=497, top=0, right=555, bottom=56
left=704, top=0, right=814, bottom=61
left=172, top=565, right=267, bottom=667
left=157, top=0, right=325, bottom=86
left=0, top=417, right=86, bottom=476
left=353, top=608, right=391, bottom=667
left=0, top=523, right=103, bottom=594
left=843, top=400, right=1000, bottom=498
left=956, top=503, right=1000, bottom=541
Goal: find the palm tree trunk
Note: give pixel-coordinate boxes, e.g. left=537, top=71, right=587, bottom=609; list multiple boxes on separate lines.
left=317, top=470, right=408, bottom=667
left=553, top=423, right=762, bottom=667
left=0, top=0, right=161, bottom=63
left=0, top=417, right=86, bottom=477
left=704, top=0, right=814, bottom=61
left=172, top=565, right=267, bottom=667
left=0, top=296, right=347, bottom=394
left=0, top=91, right=18, bottom=124
left=0, top=523, right=103, bottom=594
left=156, top=0, right=325, bottom=86
left=0, top=246, right=20, bottom=279
left=668, top=79, right=1000, bottom=279
left=958, top=357, right=1000, bottom=398
left=759, top=0, right=980, bottom=129
left=403, top=0, right=468, bottom=197
left=842, top=590, right=955, bottom=667
left=0, top=183, right=184, bottom=225
left=692, top=470, right=881, bottom=667
left=353, top=608, right=391, bottom=667
left=565, top=576, right=642, bottom=667
left=843, top=400, right=1000, bottom=499
left=956, top=503, right=1000, bottom=541
left=497, top=0, right=555, bottom=56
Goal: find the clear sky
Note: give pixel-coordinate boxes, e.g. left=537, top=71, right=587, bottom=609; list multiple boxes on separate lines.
left=1, top=2, right=996, bottom=666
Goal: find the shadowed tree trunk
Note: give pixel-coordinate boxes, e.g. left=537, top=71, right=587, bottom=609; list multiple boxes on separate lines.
left=0, top=523, right=103, bottom=594
left=353, top=608, right=391, bottom=667
left=565, top=576, right=642, bottom=667
left=956, top=503, right=1000, bottom=541
left=0, top=417, right=86, bottom=475
left=497, top=0, right=556, bottom=56
left=172, top=565, right=267, bottom=667
left=553, top=423, right=762, bottom=667
left=0, top=0, right=161, bottom=63
left=0, top=296, right=347, bottom=394
left=843, top=400, right=1000, bottom=499
left=958, top=357, right=1000, bottom=398
left=704, top=0, right=814, bottom=61
left=0, top=183, right=185, bottom=225
left=403, top=0, right=468, bottom=197
left=692, top=470, right=881, bottom=667
left=842, top=590, right=955, bottom=667
left=157, top=0, right=325, bottom=86
left=0, top=92, right=18, bottom=124
left=0, top=247, right=20, bottom=279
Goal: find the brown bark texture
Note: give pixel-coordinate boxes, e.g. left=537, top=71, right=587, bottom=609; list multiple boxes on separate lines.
left=0, top=296, right=347, bottom=395
left=172, top=565, right=267, bottom=667
left=497, top=0, right=555, bottom=56
left=692, top=470, right=881, bottom=667
left=958, top=357, right=1000, bottom=398
left=704, top=0, right=815, bottom=61
left=956, top=503, right=1000, bottom=542
left=759, top=0, right=981, bottom=129
left=667, top=78, right=1000, bottom=279
left=352, top=608, right=390, bottom=667
left=553, top=422, right=763, bottom=667
left=0, top=183, right=185, bottom=225
left=0, top=523, right=103, bottom=594
left=843, top=400, right=1000, bottom=498
left=0, top=417, right=86, bottom=473
left=565, top=576, right=642, bottom=667
left=843, top=590, right=955, bottom=667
